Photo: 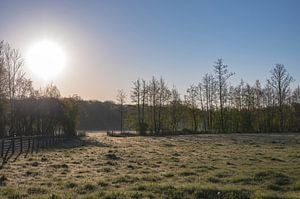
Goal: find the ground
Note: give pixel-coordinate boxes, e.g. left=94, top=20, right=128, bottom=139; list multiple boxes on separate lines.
left=0, top=133, right=300, bottom=199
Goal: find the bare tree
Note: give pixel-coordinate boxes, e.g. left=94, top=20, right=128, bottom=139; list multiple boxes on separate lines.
left=292, top=86, right=300, bottom=104
left=140, top=79, right=148, bottom=134
left=268, top=64, right=294, bottom=131
left=116, top=89, right=126, bottom=133
left=2, top=42, right=25, bottom=136
left=131, top=79, right=141, bottom=129
left=202, top=73, right=216, bottom=131
left=170, top=86, right=181, bottom=133
left=149, top=77, right=160, bottom=133
left=157, top=77, right=171, bottom=133
left=213, top=59, right=234, bottom=132
left=131, top=79, right=142, bottom=133
left=262, top=81, right=276, bottom=132
left=185, top=85, right=199, bottom=132
left=0, top=41, right=7, bottom=137
left=0, top=41, right=6, bottom=97
left=44, top=83, right=61, bottom=98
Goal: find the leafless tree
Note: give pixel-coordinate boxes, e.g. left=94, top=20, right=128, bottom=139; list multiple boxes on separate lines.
left=0, top=41, right=7, bottom=137
left=140, top=79, right=148, bottom=133
left=131, top=78, right=142, bottom=133
left=202, top=73, right=216, bottom=131
left=2, top=42, right=25, bottom=136
left=149, top=77, right=160, bottom=133
left=213, top=59, right=234, bottom=132
left=185, top=85, right=199, bottom=132
left=292, top=86, right=300, bottom=104
left=170, top=86, right=181, bottom=133
left=116, top=89, right=126, bottom=133
left=268, top=64, right=294, bottom=131
left=157, top=77, right=171, bottom=133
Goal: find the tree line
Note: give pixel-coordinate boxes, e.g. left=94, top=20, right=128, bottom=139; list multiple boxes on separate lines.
left=0, top=41, right=79, bottom=139
left=121, top=59, right=300, bottom=134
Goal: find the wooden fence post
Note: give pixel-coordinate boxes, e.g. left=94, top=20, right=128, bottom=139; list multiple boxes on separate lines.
left=20, top=136, right=23, bottom=153
left=11, top=137, right=15, bottom=155
left=31, top=136, right=34, bottom=154
left=36, top=136, right=39, bottom=153
left=27, top=136, right=31, bottom=154
left=1, top=139, right=4, bottom=157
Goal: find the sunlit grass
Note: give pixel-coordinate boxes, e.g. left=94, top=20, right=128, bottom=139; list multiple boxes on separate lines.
left=0, top=133, right=300, bottom=198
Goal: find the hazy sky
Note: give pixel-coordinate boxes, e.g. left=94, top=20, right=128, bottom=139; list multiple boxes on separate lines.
left=1, top=0, right=299, bottom=101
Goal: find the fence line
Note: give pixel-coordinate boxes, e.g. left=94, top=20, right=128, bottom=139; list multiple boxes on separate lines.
left=0, top=134, right=65, bottom=167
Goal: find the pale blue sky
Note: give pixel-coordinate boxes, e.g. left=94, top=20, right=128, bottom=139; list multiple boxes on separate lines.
left=1, top=0, right=299, bottom=100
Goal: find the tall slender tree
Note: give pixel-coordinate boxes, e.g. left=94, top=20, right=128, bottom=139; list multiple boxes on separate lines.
left=170, top=86, right=181, bottom=133
left=116, top=89, right=126, bottom=133
left=213, top=59, right=234, bottom=132
left=131, top=78, right=142, bottom=133
left=185, top=85, right=199, bottom=132
left=268, top=64, right=294, bottom=131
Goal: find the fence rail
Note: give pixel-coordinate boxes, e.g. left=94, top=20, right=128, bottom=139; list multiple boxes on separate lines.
left=0, top=135, right=65, bottom=167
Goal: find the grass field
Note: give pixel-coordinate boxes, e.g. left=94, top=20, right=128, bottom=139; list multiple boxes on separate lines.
left=0, top=133, right=300, bottom=199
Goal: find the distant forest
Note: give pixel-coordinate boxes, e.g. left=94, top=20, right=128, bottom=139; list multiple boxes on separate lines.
left=78, top=100, right=120, bottom=131
left=1, top=41, right=300, bottom=135
left=80, top=59, right=300, bottom=134
left=115, top=59, right=300, bottom=134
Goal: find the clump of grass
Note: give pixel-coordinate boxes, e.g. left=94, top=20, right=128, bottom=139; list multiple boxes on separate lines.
left=48, top=194, right=62, bottom=199
left=141, top=174, right=161, bottom=182
left=41, top=156, right=48, bottom=162
left=267, top=184, right=283, bottom=191
left=207, top=176, right=222, bottom=183
left=102, top=167, right=113, bottom=172
left=172, top=152, right=181, bottom=156
left=76, top=183, right=96, bottom=194
left=230, top=177, right=256, bottom=185
left=292, top=182, right=300, bottom=191
left=1, top=187, right=23, bottom=199
left=215, top=171, right=232, bottom=178
left=253, top=170, right=292, bottom=192
left=192, top=188, right=251, bottom=199
left=163, top=173, right=174, bottom=178
left=270, top=157, right=285, bottom=162
left=106, top=161, right=118, bottom=166
left=25, top=169, right=39, bottom=177
left=180, top=170, right=197, bottom=176
left=254, top=170, right=291, bottom=185
left=164, top=143, right=176, bottom=147
left=31, top=161, right=39, bottom=167
left=254, top=171, right=276, bottom=180
left=127, top=164, right=135, bottom=169
left=97, top=180, right=109, bottom=187
left=27, top=187, right=48, bottom=194
left=105, top=153, right=120, bottom=160
left=112, top=175, right=139, bottom=184
left=51, top=163, right=69, bottom=169
left=134, top=183, right=252, bottom=199
left=65, top=182, right=78, bottom=189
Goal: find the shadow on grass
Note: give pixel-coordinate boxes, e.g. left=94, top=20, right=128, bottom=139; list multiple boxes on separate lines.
left=47, top=137, right=109, bottom=150
left=0, top=136, right=109, bottom=168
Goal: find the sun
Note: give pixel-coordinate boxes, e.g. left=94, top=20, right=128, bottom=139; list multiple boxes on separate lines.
left=26, top=40, right=66, bottom=81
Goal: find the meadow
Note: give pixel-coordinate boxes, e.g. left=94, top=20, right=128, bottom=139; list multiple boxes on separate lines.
left=0, top=133, right=299, bottom=199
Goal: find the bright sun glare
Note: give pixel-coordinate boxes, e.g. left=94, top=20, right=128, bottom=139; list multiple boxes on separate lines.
left=26, top=40, right=66, bottom=81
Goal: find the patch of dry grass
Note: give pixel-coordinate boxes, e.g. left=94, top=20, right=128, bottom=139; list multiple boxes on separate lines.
left=0, top=133, right=300, bottom=198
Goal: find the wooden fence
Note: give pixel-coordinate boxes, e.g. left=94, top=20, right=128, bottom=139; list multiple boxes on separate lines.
left=0, top=135, right=65, bottom=167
